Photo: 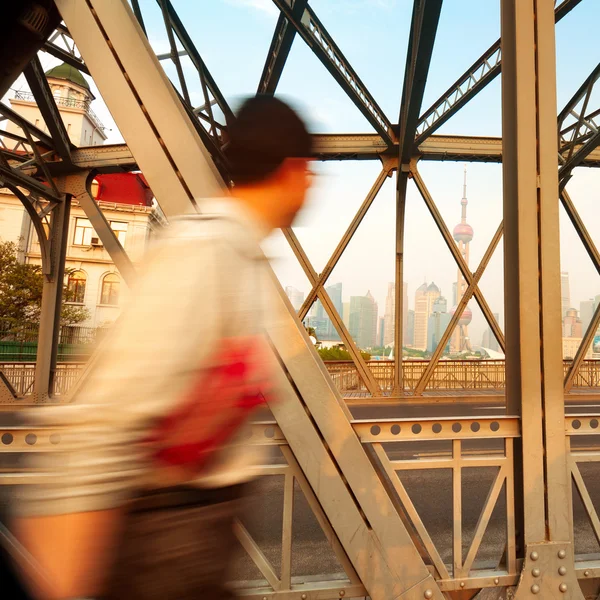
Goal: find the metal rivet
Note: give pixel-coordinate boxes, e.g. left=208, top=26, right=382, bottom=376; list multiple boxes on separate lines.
left=424, top=591, right=433, bottom=599
left=532, top=568, right=541, bottom=577
left=494, top=578, right=499, bottom=585
left=531, top=584, right=540, bottom=594
left=460, top=582, right=465, bottom=588
left=585, top=570, right=590, bottom=577
left=339, top=592, right=345, bottom=597
left=530, top=551, right=539, bottom=561
left=301, top=596, right=307, bottom=600
left=558, top=549, right=567, bottom=559
left=559, top=583, right=568, bottom=593
left=558, top=566, right=567, bottom=576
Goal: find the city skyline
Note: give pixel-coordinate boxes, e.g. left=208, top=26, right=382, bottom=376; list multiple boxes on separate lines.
left=286, top=272, right=599, bottom=352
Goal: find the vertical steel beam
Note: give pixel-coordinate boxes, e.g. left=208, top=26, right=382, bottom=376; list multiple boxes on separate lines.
left=502, top=3, right=577, bottom=584
left=393, top=168, right=408, bottom=395
left=33, top=194, right=70, bottom=401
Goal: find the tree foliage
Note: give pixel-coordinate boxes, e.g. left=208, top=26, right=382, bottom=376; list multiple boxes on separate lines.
left=317, top=346, right=371, bottom=361
left=0, top=240, right=89, bottom=329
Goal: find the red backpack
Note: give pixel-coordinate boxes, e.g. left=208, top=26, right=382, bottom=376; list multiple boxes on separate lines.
left=145, top=334, right=273, bottom=474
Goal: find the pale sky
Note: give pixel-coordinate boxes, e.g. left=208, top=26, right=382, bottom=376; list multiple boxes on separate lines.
left=6, top=0, right=600, bottom=346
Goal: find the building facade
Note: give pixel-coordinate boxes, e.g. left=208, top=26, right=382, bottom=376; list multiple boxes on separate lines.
left=0, top=63, right=160, bottom=329
left=285, top=286, right=305, bottom=312
left=561, top=272, right=571, bottom=318
left=413, top=282, right=441, bottom=351
left=349, top=291, right=378, bottom=349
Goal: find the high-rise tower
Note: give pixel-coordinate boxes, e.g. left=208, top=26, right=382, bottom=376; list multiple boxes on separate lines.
left=451, top=166, right=473, bottom=353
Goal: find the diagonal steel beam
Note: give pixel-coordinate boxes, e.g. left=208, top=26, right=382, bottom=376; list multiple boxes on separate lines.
left=561, top=189, right=600, bottom=392
left=558, top=62, right=600, bottom=184
left=557, top=62, right=600, bottom=126
left=0, top=102, right=56, bottom=150
left=412, top=169, right=505, bottom=352
left=271, top=0, right=394, bottom=145
left=283, top=228, right=382, bottom=396
left=414, top=221, right=503, bottom=395
left=162, top=0, right=234, bottom=125
left=24, top=57, right=73, bottom=162
left=398, top=0, right=443, bottom=165
left=42, top=41, right=91, bottom=76
left=415, top=0, right=583, bottom=145
left=258, top=1, right=308, bottom=95
left=298, top=166, right=393, bottom=321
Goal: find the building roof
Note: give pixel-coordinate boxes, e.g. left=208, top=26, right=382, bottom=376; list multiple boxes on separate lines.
left=93, top=173, right=153, bottom=207
left=426, top=282, right=440, bottom=293
left=417, top=282, right=428, bottom=292
left=45, top=62, right=91, bottom=92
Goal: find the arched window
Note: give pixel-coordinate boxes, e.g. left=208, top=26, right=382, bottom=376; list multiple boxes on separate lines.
left=100, top=273, right=120, bottom=306
left=66, top=271, right=86, bottom=304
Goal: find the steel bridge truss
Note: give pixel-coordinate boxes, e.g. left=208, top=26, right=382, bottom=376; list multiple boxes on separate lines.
left=2, top=0, right=600, bottom=598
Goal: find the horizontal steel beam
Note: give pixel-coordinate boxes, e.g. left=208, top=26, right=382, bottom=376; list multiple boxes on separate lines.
left=64, top=135, right=600, bottom=170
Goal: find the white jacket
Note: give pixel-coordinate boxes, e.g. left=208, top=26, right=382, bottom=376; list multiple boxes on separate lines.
left=14, top=198, right=272, bottom=516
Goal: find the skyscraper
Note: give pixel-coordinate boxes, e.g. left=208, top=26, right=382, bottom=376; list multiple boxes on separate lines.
left=310, top=300, right=330, bottom=340
left=561, top=272, right=571, bottom=318
left=326, top=282, right=343, bottom=340
left=563, top=308, right=583, bottom=338
left=383, top=282, right=395, bottom=347
left=580, top=299, right=595, bottom=336
left=407, top=309, right=415, bottom=347
left=451, top=167, right=474, bottom=353
left=342, top=302, right=350, bottom=329
left=285, top=286, right=305, bottom=312
left=382, top=281, right=408, bottom=348
left=482, top=312, right=500, bottom=352
left=428, top=311, right=452, bottom=353
left=433, top=296, right=447, bottom=314
left=413, top=282, right=441, bottom=350
left=349, top=291, right=378, bottom=349
left=378, top=316, right=385, bottom=347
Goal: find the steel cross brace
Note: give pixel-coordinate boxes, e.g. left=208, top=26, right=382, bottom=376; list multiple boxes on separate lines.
left=43, top=24, right=90, bottom=75
left=414, top=220, right=504, bottom=395
left=415, top=0, right=584, bottom=145
left=258, top=0, right=308, bottom=95
left=282, top=227, right=382, bottom=396
left=298, top=164, right=394, bottom=321
left=271, top=0, right=395, bottom=146
left=24, top=56, right=73, bottom=162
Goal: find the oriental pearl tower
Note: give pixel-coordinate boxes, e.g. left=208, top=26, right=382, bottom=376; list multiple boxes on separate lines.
left=450, top=166, right=473, bottom=353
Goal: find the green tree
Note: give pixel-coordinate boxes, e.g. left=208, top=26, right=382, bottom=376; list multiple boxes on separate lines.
left=0, top=240, right=89, bottom=330
left=317, top=346, right=371, bottom=361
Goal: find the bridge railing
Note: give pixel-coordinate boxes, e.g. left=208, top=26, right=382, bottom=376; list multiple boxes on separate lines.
left=2, top=359, right=600, bottom=400
left=326, top=359, right=600, bottom=394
